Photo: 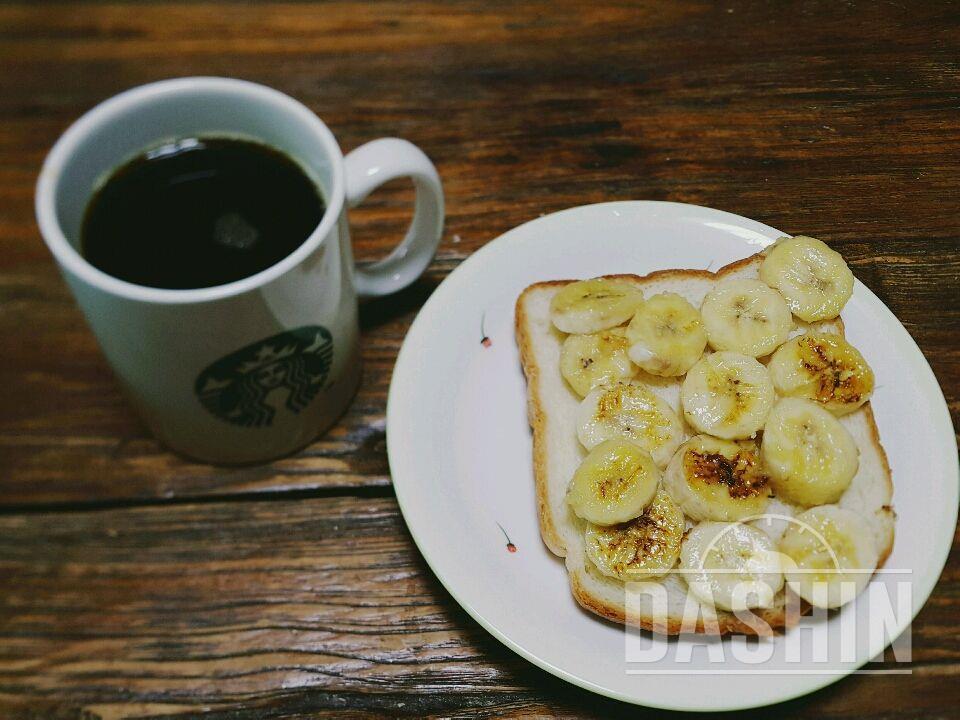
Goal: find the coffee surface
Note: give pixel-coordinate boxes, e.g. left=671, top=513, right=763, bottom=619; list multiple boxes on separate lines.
left=81, top=137, right=325, bottom=289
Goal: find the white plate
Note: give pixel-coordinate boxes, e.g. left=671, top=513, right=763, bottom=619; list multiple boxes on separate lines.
left=386, top=201, right=958, bottom=711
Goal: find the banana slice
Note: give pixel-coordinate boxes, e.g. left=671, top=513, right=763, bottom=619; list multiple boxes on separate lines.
left=577, top=381, right=685, bottom=467
left=681, top=521, right=784, bottom=612
left=551, top=279, right=644, bottom=334
left=759, top=236, right=854, bottom=322
left=625, top=293, right=707, bottom=376
left=584, top=489, right=685, bottom=581
left=761, top=398, right=859, bottom=506
left=664, top=435, right=770, bottom=522
left=559, top=327, right=636, bottom=397
left=779, top=505, right=879, bottom=608
left=700, top=279, right=793, bottom=357
left=768, top=333, right=875, bottom=416
left=680, top=352, right=776, bottom=439
left=567, top=438, right=660, bottom=525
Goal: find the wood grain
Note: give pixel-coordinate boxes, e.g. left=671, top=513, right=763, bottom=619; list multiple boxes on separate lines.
left=1, top=0, right=959, bottom=505
left=0, top=0, right=958, bottom=716
left=0, top=497, right=957, bottom=719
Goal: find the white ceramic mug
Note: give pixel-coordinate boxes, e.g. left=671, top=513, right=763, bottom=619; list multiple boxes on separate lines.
left=35, top=77, right=443, bottom=463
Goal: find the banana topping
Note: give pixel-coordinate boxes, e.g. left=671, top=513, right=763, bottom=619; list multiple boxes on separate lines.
left=762, top=398, right=859, bottom=506
left=759, top=236, right=854, bottom=322
left=542, top=242, right=885, bottom=613
left=664, top=435, right=770, bottom=522
left=625, top=293, right=707, bottom=376
left=551, top=279, right=644, bottom=334
left=560, top=327, right=636, bottom=397
left=584, top=489, right=685, bottom=581
left=567, top=438, right=660, bottom=525
left=681, top=352, right=776, bottom=439
left=681, top=521, right=784, bottom=612
left=768, top=333, right=875, bottom=415
left=779, top=505, right=879, bottom=608
left=701, top=279, right=792, bottom=357
left=577, top=381, right=685, bottom=467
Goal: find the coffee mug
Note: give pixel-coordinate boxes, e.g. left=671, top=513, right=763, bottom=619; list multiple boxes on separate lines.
left=35, top=77, right=443, bottom=463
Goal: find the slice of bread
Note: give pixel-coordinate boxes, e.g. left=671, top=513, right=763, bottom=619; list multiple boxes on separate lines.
left=515, top=253, right=895, bottom=635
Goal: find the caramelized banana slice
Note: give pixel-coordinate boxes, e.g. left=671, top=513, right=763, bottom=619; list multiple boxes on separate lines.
left=681, top=521, right=784, bottom=612
left=551, top=279, right=643, bottom=334
left=701, top=279, right=792, bottom=358
left=584, top=489, right=685, bottom=581
left=567, top=438, right=660, bottom=525
left=681, top=352, right=776, bottom=440
left=577, top=381, right=685, bottom=467
left=768, top=333, right=875, bottom=416
left=779, top=505, right=879, bottom=608
left=560, top=327, right=635, bottom=397
left=761, top=398, right=859, bottom=506
left=759, top=236, right=854, bottom=322
left=625, top=293, right=707, bottom=377
left=664, top=435, right=770, bottom=522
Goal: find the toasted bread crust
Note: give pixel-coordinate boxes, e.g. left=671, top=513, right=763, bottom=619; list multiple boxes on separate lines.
left=569, top=570, right=806, bottom=635
left=515, top=251, right=894, bottom=635
left=515, top=286, right=567, bottom=556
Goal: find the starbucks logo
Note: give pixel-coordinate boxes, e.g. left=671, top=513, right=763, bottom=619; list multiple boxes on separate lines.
left=195, top=325, right=333, bottom=428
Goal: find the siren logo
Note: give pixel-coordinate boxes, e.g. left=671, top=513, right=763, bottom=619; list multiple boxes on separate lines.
left=195, top=325, right=333, bottom=428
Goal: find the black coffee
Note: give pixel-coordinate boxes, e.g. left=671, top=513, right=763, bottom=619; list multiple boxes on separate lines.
left=81, top=137, right=325, bottom=289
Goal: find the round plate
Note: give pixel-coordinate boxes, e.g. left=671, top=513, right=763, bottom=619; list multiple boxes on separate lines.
left=386, top=201, right=958, bottom=711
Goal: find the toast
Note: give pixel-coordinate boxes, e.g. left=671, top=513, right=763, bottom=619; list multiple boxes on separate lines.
left=515, top=252, right=895, bottom=635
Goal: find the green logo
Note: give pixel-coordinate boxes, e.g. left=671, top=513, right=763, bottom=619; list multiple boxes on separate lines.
left=195, top=325, right=333, bottom=428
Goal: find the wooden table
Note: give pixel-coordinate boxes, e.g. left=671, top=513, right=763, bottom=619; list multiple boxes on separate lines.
left=2, top=2, right=958, bottom=717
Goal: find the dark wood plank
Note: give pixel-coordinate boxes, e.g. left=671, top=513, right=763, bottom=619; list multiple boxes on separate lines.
left=0, top=262, right=437, bottom=506
left=1, top=0, right=959, bottom=505
left=0, top=497, right=956, bottom=719
left=1, top=1, right=959, bottom=715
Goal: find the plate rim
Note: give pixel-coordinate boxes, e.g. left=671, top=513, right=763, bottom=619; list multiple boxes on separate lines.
left=386, top=200, right=959, bottom=711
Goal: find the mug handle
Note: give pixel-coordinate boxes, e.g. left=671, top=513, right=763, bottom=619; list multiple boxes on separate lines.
left=343, top=138, right=444, bottom=299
